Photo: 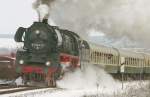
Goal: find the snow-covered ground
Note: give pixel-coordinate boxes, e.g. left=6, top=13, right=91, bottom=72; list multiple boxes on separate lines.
left=0, top=38, right=16, bottom=49
left=0, top=38, right=16, bottom=55
left=0, top=65, right=149, bottom=97
left=0, top=81, right=149, bottom=97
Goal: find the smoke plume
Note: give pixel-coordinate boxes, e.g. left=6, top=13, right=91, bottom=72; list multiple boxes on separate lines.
left=49, top=0, right=150, bottom=48
left=33, top=0, right=150, bottom=48
left=33, top=0, right=55, bottom=21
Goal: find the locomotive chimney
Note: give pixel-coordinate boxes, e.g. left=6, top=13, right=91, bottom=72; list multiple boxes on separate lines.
left=42, top=18, right=48, bottom=24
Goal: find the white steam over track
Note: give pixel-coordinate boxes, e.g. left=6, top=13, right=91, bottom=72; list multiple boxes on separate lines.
left=57, top=65, right=119, bottom=91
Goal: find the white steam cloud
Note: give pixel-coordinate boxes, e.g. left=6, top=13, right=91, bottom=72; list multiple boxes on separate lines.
left=33, top=0, right=150, bottom=48
left=48, top=0, right=150, bottom=48
left=57, top=65, right=120, bottom=92
left=33, top=0, right=54, bottom=21
left=37, top=4, right=49, bottom=22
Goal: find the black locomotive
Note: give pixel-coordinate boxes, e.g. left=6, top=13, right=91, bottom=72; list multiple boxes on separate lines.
left=14, top=19, right=84, bottom=86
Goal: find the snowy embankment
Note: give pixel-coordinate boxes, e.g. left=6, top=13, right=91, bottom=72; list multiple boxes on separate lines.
left=0, top=38, right=16, bottom=55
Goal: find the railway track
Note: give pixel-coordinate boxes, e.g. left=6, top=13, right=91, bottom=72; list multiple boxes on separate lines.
left=0, top=85, right=46, bottom=95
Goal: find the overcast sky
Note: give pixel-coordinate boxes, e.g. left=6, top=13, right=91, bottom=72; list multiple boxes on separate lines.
left=0, top=0, right=37, bottom=34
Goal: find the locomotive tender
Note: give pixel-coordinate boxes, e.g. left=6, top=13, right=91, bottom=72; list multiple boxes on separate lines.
left=14, top=19, right=150, bottom=87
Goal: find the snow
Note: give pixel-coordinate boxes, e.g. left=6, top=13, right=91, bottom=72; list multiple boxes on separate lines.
left=0, top=80, right=14, bottom=85
left=0, top=38, right=16, bottom=49
left=0, top=87, right=26, bottom=92
left=56, top=65, right=120, bottom=93
left=15, top=77, right=24, bottom=86
left=0, top=81, right=149, bottom=97
left=0, top=65, right=149, bottom=97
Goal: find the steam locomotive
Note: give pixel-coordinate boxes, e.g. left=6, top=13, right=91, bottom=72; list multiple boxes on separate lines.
left=15, top=19, right=150, bottom=87
left=14, top=19, right=87, bottom=86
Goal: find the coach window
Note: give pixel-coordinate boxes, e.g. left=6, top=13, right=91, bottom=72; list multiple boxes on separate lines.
left=125, top=58, right=128, bottom=65
left=116, top=56, right=118, bottom=64
left=127, top=58, right=129, bottom=65
left=128, top=57, right=131, bottom=65
left=110, top=55, right=113, bottom=64
left=98, top=52, right=100, bottom=63
left=132, top=58, right=134, bottom=65
left=142, top=59, right=145, bottom=67
left=95, top=52, right=97, bottom=63
left=101, top=53, right=103, bottom=63
left=97, top=52, right=99, bottom=63
left=114, top=56, right=116, bottom=64
left=93, top=51, right=95, bottom=62
left=141, top=59, right=143, bottom=67
left=135, top=58, right=137, bottom=66
left=111, top=54, right=113, bottom=64
left=104, top=54, right=106, bottom=64
left=139, top=59, right=141, bottom=67
left=104, top=53, right=107, bottom=64
left=113, top=56, right=115, bottom=64
left=126, top=58, right=128, bottom=65
left=91, top=51, right=93, bottom=61
left=134, top=58, right=136, bottom=66
left=131, top=58, right=133, bottom=65
left=138, top=59, right=140, bottom=67
left=96, top=52, right=98, bottom=63
left=114, top=56, right=117, bottom=64
left=142, top=59, right=144, bottom=67
left=91, top=52, right=93, bottom=62
left=133, top=58, right=135, bottom=66
left=93, top=51, right=95, bottom=63
left=124, top=58, right=127, bottom=65
left=132, top=58, right=134, bottom=66
left=115, top=56, right=118, bottom=64
left=137, top=59, right=139, bottom=67
left=93, top=52, right=95, bottom=62
left=105, top=54, right=107, bottom=64
left=99, top=52, right=101, bottom=63
left=101, top=53, right=104, bottom=63
left=128, top=58, right=130, bottom=65
left=103, top=53, right=105, bottom=63
left=135, top=58, right=138, bottom=66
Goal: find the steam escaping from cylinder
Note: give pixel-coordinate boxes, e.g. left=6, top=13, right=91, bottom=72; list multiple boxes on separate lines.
left=57, top=65, right=120, bottom=92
